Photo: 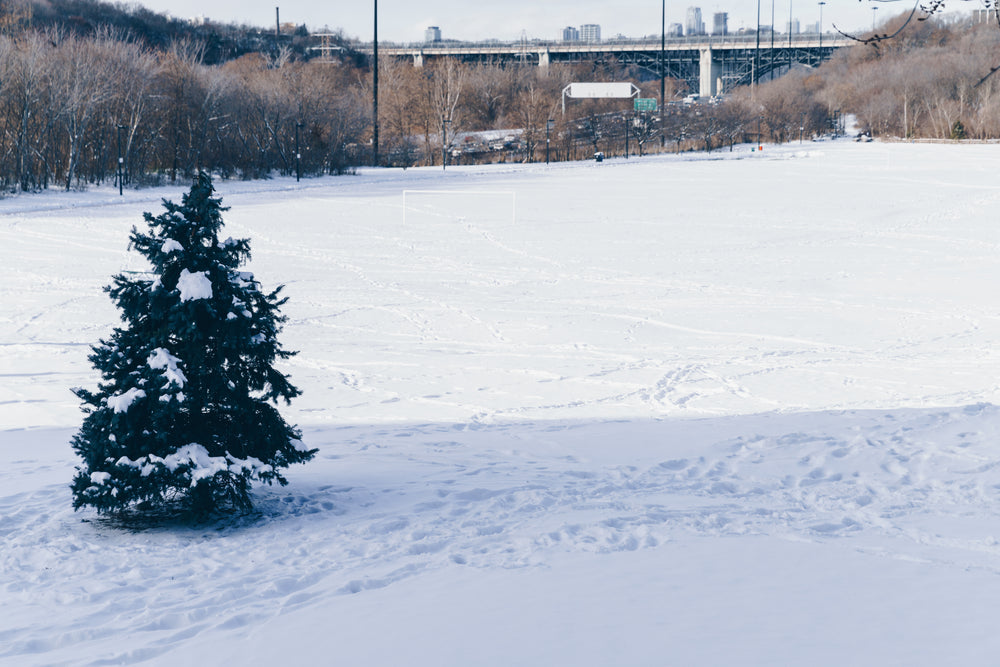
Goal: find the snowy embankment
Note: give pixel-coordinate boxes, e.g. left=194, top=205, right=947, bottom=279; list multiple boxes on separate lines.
left=3, top=141, right=1000, bottom=665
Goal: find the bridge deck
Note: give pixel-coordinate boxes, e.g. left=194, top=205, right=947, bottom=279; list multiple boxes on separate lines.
left=350, top=35, right=851, bottom=98
left=360, top=34, right=851, bottom=57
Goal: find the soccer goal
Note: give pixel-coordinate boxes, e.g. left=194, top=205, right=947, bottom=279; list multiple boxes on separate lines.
left=402, top=190, right=517, bottom=226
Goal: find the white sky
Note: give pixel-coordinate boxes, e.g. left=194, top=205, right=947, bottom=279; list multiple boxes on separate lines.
left=129, top=1, right=971, bottom=43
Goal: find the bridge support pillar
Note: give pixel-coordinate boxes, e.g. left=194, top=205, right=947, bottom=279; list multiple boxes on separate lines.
left=413, top=52, right=424, bottom=68
left=537, top=49, right=550, bottom=69
left=699, top=47, right=721, bottom=98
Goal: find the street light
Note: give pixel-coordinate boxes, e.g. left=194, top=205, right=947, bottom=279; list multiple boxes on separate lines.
left=441, top=117, right=451, bottom=170
left=625, top=113, right=630, bottom=159
left=372, top=0, right=380, bottom=167
left=546, top=118, right=554, bottom=164
left=116, top=124, right=124, bottom=196
left=754, top=0, right=761, bottom=88
left=818, top=1, right=825, bottom=54
left=788, top=0, right=793, bottom=72
left=659, top=0, right=664, bottom=102
left=660, top=0, right=665, bottom=143
left=872, top=5, right=878, bottom=33
left=770, top=0, right=775, bottom=78
left=295, top=121, right=303, bottom=182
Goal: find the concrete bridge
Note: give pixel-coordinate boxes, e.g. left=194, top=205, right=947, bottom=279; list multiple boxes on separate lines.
left=358, top=34, right=852, bottom=98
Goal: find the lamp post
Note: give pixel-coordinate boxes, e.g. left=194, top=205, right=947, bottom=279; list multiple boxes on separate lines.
left=660, top=0, right=665, bottom=143
left=295, top=121, right=303, bottom=182
left=754, top=0, right=761, bottom=88
left=372, top=0, right=379, bottom=167
left=788, top=0, right=793, bottom=71
left=625, top=113, right=630, bottom=159
left=441, top=117, right=451, bottom=170
left=116, top=124, right=124, bottom=196
left=546, top=118, right=554, bottom=164
left=872, top=5, right=878, bottom=33
left=770, top=0, right=775, bottom=78
left=818, top=1, right=825, bottom=54
left=659, top=0, right=664, bottom=106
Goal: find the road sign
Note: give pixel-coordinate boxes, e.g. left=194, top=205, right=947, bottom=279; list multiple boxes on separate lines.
left=634, top=98, right=657, bottom=112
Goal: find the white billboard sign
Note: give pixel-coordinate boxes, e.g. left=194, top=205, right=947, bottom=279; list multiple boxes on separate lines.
left=562, top=82, right=641, bottom=113
left=565, top=82, right=639, bottom=99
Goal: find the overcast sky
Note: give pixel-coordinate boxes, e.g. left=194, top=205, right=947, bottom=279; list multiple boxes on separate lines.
left=129, top=1, right=962, bottom=43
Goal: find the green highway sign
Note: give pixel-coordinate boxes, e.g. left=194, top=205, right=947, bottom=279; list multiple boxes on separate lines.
left=634, top=98, right=657, bottom=112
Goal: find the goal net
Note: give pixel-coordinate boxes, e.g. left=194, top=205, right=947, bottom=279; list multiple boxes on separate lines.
left=402, top=190, right=517, bottom=226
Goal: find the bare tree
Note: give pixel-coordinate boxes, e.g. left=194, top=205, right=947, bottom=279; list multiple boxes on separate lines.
left=51, top=34, right=116, bottom=190
left=466, top=61, right=516, bottom=128
left=292, top=61, right=368, bottom=174
left=105, top=38, right=162, bottom=187
left=512, top=72, right=560, bottom=162
left=159, top=38, right=209, bottom=182
left=426, top=59, right=467, bottom=165
left=0, top=0, right=30, bottom=36
left=714, top=99, right=753, bottom=150
left=374, top=57, right=424, bottom=166
left=1, top=31, right=51, bottom=191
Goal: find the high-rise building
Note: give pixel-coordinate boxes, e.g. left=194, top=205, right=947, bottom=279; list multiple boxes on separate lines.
left=424, top=26, right=441, bottom=43
left=581, top=24, right=601, bottom=42
left=562, top=26, right=580, bottom=41
left=685, top=7, right=703, bottom=36
left=712, top=12, right=728, bottom=36
left=787, top=18, right=800, bottom=34
left=668, top=22, right=684, bottom=37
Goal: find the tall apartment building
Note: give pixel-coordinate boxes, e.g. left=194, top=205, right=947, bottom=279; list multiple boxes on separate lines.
left=668, top=22, right=684, bottom=37
left=712, top=12, right=728, bottom=36
left=562, top=26, right=580, bottom=41
left=685, top=7, right=703, bottom=36
left=581, top=24, right=601, bottom=42
left=424, top=26, right=441, bottom=42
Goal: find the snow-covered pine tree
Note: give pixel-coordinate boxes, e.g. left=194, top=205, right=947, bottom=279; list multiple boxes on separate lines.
left=71, top=172, right=316, bottom=517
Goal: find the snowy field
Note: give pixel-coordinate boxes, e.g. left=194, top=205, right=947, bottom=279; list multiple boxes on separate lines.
left=4, top=139, right=1000, bottom=665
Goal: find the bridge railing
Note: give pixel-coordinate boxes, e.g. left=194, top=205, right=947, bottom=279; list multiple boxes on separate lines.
left=354, top=33, right=852, bottom=51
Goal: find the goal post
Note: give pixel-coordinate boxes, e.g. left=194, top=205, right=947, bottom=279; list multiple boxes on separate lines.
left=402, top=190, right=517, bottom=226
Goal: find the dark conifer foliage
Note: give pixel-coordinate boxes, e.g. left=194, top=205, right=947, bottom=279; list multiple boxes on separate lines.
left=71, top=172, right=315, bottom=517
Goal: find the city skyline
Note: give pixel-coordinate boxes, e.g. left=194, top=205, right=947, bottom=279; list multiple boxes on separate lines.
left=129, top=1, right=961, bottom=43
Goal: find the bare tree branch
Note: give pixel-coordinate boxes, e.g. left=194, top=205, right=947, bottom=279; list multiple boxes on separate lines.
left=833, top=1, right=923, bottom=51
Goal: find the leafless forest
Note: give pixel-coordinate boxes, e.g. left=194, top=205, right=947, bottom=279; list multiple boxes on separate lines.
left=0, top=4, right=997, bottom=193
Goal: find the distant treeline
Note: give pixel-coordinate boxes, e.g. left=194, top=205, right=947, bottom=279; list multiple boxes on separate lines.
left=0, top=1, right=996, bottom=193
left=815, top=13, right=1000, bottom=139
left=0, top=30, right=370, bottom=192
